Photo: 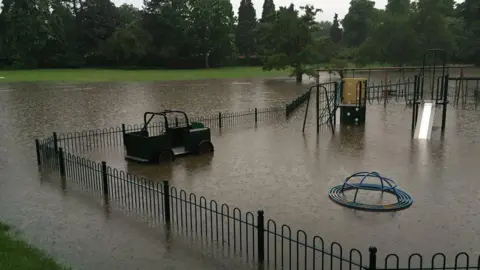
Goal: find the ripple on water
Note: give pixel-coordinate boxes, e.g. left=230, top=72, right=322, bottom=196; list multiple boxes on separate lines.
left=1, top=72, right=480, bottom=267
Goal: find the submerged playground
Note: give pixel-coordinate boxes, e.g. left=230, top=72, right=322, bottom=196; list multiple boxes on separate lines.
left=11, top=50, right=480, bottom=269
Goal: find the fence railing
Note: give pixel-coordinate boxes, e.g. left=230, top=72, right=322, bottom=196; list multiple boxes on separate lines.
left=53, top=107, right=285, bottom=154
left=448, top=76, right=480, bottom=110
left=36, top=133, right=480, bottom=270
left=365, top=78, right=415, bottom=105
left=286, top=91, right=311, bottom=117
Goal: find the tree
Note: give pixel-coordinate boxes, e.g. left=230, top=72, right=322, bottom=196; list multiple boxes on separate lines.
left=257, top=0, right=276, bottom=57
left=141, top=0, right=190, bottom=67
left=455, top=0, right=480, bottom=64
left=104, top=5, right=149, bottom=66
left=0, top=0, right=477, bottom=69
left=43, top=0, right=80, bottom=67
left=76, top=0, right=119, bottom=65
left=410, top=0, right=457, bottom=55
left=329, top=13, right=342, bottom=44
left=341, top=0, right=376, bottom=47
left=313, top=21, right=332, bottom=39
left=260, top=0, right=275, bottom=23
left=235, top=0, right=257, bottom=60
left=188, top=0, right=235, bottom=68
left=1, top=0, right=51, bottom=67
left=263, top=4, right=322, bottom=83
left=386, top=0, right=410, bottom=15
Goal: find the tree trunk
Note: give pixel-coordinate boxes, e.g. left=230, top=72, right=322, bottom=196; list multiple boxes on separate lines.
left=204, top=51, right=210, bottom=68
left=296, top=73, right=303, bottom=83
left=204, top=53, right=210, bottom=68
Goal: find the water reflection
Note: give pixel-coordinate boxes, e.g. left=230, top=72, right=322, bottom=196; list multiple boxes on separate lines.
left=1, top=70, right=480, bottom=268
left=127, top=161, right=174, bottom=182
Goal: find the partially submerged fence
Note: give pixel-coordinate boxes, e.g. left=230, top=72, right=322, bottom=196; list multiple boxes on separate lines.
left=328, top=65, right=475, bottom=81
left=448, top=76, right=480, bottom=110
left=286, top=91, right=310, bottom=117
left=52, top=107, right=285, bottom=154
left=36, top=118, right=480, bottom=270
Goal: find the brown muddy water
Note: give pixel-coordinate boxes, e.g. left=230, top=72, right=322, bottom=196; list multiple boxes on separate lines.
left=1, top=70, right=480, bottom=269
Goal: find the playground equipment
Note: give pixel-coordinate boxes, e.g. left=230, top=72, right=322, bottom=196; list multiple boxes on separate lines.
left=302, top=49, right=454, bottom=140
left=301, top=79, right=367, bottom=133
left=411, top=49, right=448, bottom=140
left=302, top=83, right=337, bottom=133
left=328, top=172, right=413, bottom=212
left=337, top=78, right=367, bottom=126
left=123, top=110, right=214, bottom=163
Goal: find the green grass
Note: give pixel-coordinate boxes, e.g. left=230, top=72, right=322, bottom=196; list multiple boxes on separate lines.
left=0, top=222, right=70, bottom=270
left=0, top=66, right=290, bottom=83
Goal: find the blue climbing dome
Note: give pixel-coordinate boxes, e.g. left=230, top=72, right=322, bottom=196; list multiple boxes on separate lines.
left=328, top=172, right=413, bottom=211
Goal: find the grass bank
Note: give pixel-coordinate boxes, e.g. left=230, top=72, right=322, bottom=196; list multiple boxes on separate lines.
left=0, top=67, right=289, bottom=82
left=0, top=222, right=69, bottom=270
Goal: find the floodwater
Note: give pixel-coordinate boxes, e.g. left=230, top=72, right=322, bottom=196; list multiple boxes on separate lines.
left=1, top=69, right=480, bottom=269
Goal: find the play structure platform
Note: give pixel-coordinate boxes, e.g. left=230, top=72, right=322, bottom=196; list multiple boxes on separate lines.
left=123, top=110, right=214, bottom=163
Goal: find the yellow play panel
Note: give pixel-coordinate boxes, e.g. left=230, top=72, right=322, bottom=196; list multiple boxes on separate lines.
left=341, top=78, right=367, bottom=105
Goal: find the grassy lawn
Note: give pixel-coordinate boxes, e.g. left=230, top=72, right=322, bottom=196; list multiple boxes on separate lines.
left=0, top=67, right=290, bottom=82
left=0, top=222, right=69, bottom=270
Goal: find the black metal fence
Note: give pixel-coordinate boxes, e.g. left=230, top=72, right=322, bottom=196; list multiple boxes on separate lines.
left=339, top=65, right=475, bottom=82
left=286, top=91, right=311, bottom=117
left=365, top=78, right=415, bottom=105
left=53, top=107, right=285, bottom=154
left=448, top=76, right=480, bottom=110
left=36, top=135, right=480, bottom=270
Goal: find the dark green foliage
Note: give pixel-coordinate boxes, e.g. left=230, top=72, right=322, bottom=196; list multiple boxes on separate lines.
left=262, top=4, right=323, bottom=82
left=329, top=14, right=342, bottom=44
left=260, top=0, right=275, bottom=23
left=0, top=0, right=478, bottom=69
left=235, top=0, right=257, bottom=59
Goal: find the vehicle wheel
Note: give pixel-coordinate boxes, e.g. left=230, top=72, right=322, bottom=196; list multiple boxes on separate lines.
left=158, top=150, right=174, bottom=163
left=197, top=141, right=214, bottom=155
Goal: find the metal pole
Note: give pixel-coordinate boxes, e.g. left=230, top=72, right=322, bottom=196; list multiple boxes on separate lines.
left=368, top=247, right=377, bottom=270
left=441, top=74, right=449, bottom=133
left=411, top=75, right=418, bottom=135
left=302, top=88, right=312, bottom=133
left=35, top=139, right=41, bottom=166
left=163, top=181, right=171, bottom=225
left=316, top=85, right=320, bottom=133
left=257, top=210, right=265, bottom=266
left=334, top=81, right=338, bottom=127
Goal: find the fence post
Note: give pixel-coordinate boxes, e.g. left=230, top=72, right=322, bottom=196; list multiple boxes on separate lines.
left=163, top=181, right=171, bottom=224
left=218, top=112, right=222, bottom=129
left=333, top=81, right=338, bottom=127
left=441, top=74, right=449, bottom=133
left=316, top=84, right=320, bottom=133
left=175, top=117, right=179, bottom=127
left=102, top=161, right=109, bottom=198
left=257, top=210, right=265, bottom=267
left=53, top=132, right=58, bottom=153
left=58, top=147, right=66, bottom=188
left=255, top=108, right=258, bottom=123
left=368, top=246, right=377, bottom=270
left=121, top=124, right=126, bottom=135
left=35, top=139, right=41, bottom=166
left=411, top=75, right=418, bottom=135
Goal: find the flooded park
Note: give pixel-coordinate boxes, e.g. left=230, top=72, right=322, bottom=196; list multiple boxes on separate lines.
left=1, top=67, right=480, bottom=269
